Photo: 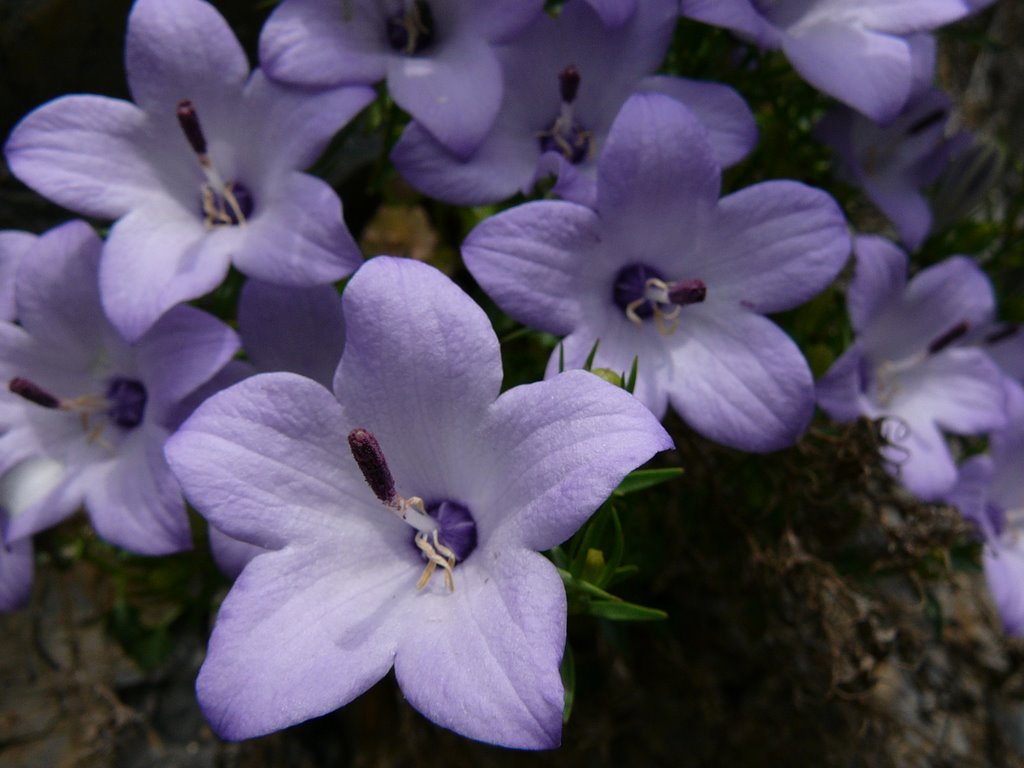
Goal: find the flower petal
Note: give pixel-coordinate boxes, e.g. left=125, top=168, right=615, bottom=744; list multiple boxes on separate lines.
left=862, top=177, right=932, bottom=251
left=694, top=181, right=850, bottom=314
left=0, top=538, right=34, bottom=612
left=231, top=172, right=363, bottom=286
left=984, top=543, right=1024, bottom=636
left=946, top=454, right=995, bottom=536
left=667, top=309, right=815, bottom=452
left=395, top=549, right=565, bottom=749
left=197, top=536, right=412, bottom=739
left=0, top=231, right=35, bottom=322
left=816, top=344, right=867, bottom=423
left=482, top=370, right=671, bottom=551
left=847, top=235, right=908, bottom=333
left=881, top=416, right=955, bottom=500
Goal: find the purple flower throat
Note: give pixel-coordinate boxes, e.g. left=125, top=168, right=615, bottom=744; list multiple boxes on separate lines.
left=613, top=263, right=707, bottom=335
left=538, top=65, right=593, bottom=165
left=348, top=428, right=477, bottom=592
left=385, top=0, right=436, bottom=55
left=9, top=375, right=148, bottom=434
left=175, top=101, right=254, bottom=227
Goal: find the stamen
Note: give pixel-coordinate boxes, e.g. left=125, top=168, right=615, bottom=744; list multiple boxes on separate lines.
left=927, top=320, right=969, bottom=354
left=9, top=377, right=60, bottom=409
left=537, top=65, right=593, bottom=164
left=385, top=0, right=434, bottom=55
left=668, top=279, right=707, bottom=306
left=985, top=324, right=1019, bottom=345
left=176, top=100, right=207, bottom=156
left=176, top=99, right=250, bottom=228
left=559, top=65, right=580, bottom=104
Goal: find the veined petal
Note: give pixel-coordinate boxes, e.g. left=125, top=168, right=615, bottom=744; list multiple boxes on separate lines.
left=824, top=0, right=984, bottom=35
left=847, top=235, right=908, bottom=333
left=231, top=172, right=363, bottom=286
left=667, top=309, right=815, bottom=452
left=198, top=536, right=413, bottom=739
left=333, top=258, right=502, bottom=502
left=862, top=177, right=933, bottom=251
left=679, top=0, right=777, bottom=44
left=694, top=181, right=850, bottom=314
left=816, top=344, right=868, bottom=423
left=125, top=0, right=250, bottom=113
left=5, top=96, right=159, bottom=219
left=209, top=525, right=264, bottom=580
left=482, top=370, right=670, bottom=551
left=395, top=549, right=565, bottom=749
left=0, top=538, right=34, bottom=612
left=0, top=231, right=35, bottom=322
left=463, top=200, right=599, bottom=336
left=946, top=454, right=995, bottom=536
left=583, top=0, right=637, bottom=27
left=881, top=417, right=956, bottom=501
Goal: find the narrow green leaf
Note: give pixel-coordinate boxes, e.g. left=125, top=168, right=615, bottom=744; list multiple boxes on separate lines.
left=624, top=355, right=639, bottom=393
left=583, top=339, right=601, bottom=371
left=613, top=467, right=683, bottom=496
left=587, top=600, right=668, bottom=622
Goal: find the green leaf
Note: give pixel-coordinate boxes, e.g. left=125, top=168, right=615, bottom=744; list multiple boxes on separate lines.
left=583, top=339, right=601, bottom=371
left=560, top=643, right=576, bottom=724
left=613, top=467, right=683, bottom=496
left=624, top=355, right=639, bottom=393
left=586, top=600, right=668, bottom=622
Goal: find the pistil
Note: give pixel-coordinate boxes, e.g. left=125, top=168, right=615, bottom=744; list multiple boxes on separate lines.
left=176, top=100, right=250, bottom=228
left=613, top=264, right=706, bottom=336
left=537, top=65, right=593, bottom=164
left=8, top=375, right=148, bottom=444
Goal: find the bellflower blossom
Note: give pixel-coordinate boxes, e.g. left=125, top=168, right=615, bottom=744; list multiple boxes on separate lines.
left=817, top=235, right=1007, bottom=500
left=0, top=538, right=33, bottom=612
left=0, top=231, right=36, bottom=322
left=209, top=278, right=347, bottom=579
left=463, top=93, right=849, bottom=452
left=5, top=0, right=373, bottom=342
left=679, top=0, right=994, bottom=122
left=947, top=379, right=1024, bottom=635
left=165, top=256, right=671, bottom=747
left=260, top=0, right=544, bottom=159
left=392, top=0, right=756, bottom=207
left=0, top=221, right=239, bottom=567
left=815, top=36, right=966, bottom=250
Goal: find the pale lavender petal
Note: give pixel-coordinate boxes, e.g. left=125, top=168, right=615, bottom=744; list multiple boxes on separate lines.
left=472, top=0, right=546, bottom=40
left=85, top=427, right=190, bottom=555
left=387, top=34, right=503, bottom=158
left=0, top=538, right=33, bottom=612
left=481, top=370, right=671, bottom=551
left=583, top=0, right=637, bottom=27
left=637, top=76, right=757, bottom=168
left=816, top=344, right=867, bottom=423
left=259, top=0, right=387, bottom=88
left=782, top=23, right=912, bottom=123
left=99, top=204, right=231, bottom=343
left=693, top=181, right=850, bottom=314
left=597, top=93, right=720, bottom=241
left=862, top=177, right=933, bottom=250
left=991, top=378, right=1024, bottom=463
left=238, top=279, right=345, bottom=388
left=242, top=71, right=375, bottom=176
left=333, top=258, right=502, bottom=500
left=462, top=200, right=600, bottom=336
left=14, top=221, right=108, bottom=355
left=125, top=0, right=250, bottom=113
left=844, top=0, right=985, bottom=34
left=667, top=308, right=815, bottom=452
left=984, top=544, right=1024, bottom=636
left=231, top=172, right=363, bottom=286
left=946, top=454, right=995, bottom=536
left=5, top=96, right=159, bottom=219
left=908, top=34, right=937, bottom=98
left=209, top=525, right=264, bottom=580
left=134, top=304, right=240, bottom=411
left=391, top=120, right=537, bottom=205
left=197, top=536, right=413, bottom=739
left=1, top=457, right=85, bottom=543
left=166, top=373, right=375, bottom=549
left=0, top=231, right=35, bottom=322
left=680, top=0, right=776, bottom=44
left=847, top=235, right=908, bottom=333
left=882, top=417, right=956, bottom=501
left=395, top=549, right=564, bottom=749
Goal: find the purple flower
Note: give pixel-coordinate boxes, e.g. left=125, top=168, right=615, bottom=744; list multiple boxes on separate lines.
left=260, top=0, right=544, bottom=159
left=4, top=0, right=373, bottom=342
left=0, top=538, right=33, bottom=612
left=817, top=235, right=1007, bottom=500
left=165, top=256, right=671, bottom=747
left=947, top=379, right=1024, bottom=635
left=0, top=220, right=239, bottom=558
left=463, top=93, right=850, bottom=452
left=680, top=0, right=990, bottom=122
left=392, top=0, right=756, bottom=207
left=815, top=36, right=966, bottom=250
left=0, top=231, right=36, bottom=323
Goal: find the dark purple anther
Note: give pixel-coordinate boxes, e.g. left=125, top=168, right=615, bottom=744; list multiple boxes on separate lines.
left=426, top=500, right=477, bottom=561
left=176, top=100, right=207, bottom=155
left=668, top=279, right=707, bottom=306
left=9, top=377, right=60, bottom=409
left=927, top=320, right=970, bottom=354
left=559, top=65, right=581, bottom=104
left=612, top=263, right=666, bottom=319
left=985, top=323, right=1019, bottom=345
left=348, top=428, right=397, bottom=506
left=106, top=377, right=147, bottom=429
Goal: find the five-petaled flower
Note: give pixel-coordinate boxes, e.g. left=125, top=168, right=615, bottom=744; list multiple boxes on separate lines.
left=817, top=235, right=1007, bottom=500
left=165, top=256, right=671, bottom=748
left=463, top=92, right=850, bottom=452
left=5, top=0, right=373, bottom=342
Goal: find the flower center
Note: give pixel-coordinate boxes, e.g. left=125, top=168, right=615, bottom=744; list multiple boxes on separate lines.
left=8, top=375, right=148, bottom=443
left=385, top=0, right=435, bottom=55
left=348, top=428, right=477, bottom=592
left=869, top=320, right=970, bottom=405
left=176, top=100, right=253, bottom=228
left=537, top=65, right=593, bottom=165
left=612, top=263, right=707, bottom=336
